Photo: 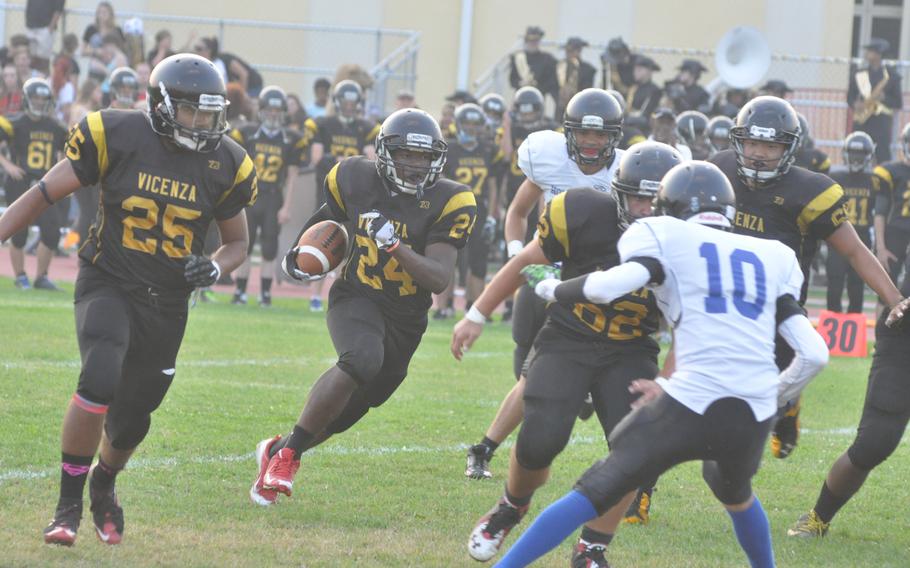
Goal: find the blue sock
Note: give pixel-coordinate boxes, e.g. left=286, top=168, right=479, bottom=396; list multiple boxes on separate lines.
left=495, top=490, right=597, bottom=568
left=727, top=496, right=775, bottom=568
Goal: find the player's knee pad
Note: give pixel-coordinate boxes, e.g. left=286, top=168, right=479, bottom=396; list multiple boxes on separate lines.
left=260, top=231, right=279, bottom=261
left=105, top=409, right=152, bottom=450
left=335, top=345, right=385, bottom=386
left=10, top=227, right=27, bottom=249
left=77, top=344, right=128, bottom=404
left=104, top=372, right=174, bottom=450
left=847, top=421, right=905, bottom=471
left=515, top=403, right=575, bottom=471
left=702, top=461, right=753, bottom=505
left=38, top=222, right=60, bottom=249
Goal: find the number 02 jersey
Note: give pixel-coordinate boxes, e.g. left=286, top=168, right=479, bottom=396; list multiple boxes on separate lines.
left=325, top=157, right=477, bottom=319
left=68, top=109, right=258, bottom=293
left=537, top=188, right=659, bottom=346
left=619, top=216, right=804, bottom=420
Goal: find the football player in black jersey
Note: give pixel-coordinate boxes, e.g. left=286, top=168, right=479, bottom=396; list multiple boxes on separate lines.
left=435, top=103, right=504, bottom=318
left=709, top=96, right=901, bottom=459
left=793, top=113, right=831, bottom=174
left=249, top=109, right=476, bottom=506
left=0, top=78, right=68, bottom=290
left=0, top=54, right=257, bottom=546
left=706, top=115, right=734, bottom=156
left=453, top=142, right=681, bottom=567
left=229, top=86, right=306, bottom=306
left=676, top=110, right=711, bottom=160
left=303, top=80, right=381, bottom=310
left=826, top=132, right=879, bottom=313
left=873, top=123, right=910, bottom=288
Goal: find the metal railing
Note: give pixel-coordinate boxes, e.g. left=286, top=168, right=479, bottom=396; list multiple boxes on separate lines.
left=0, top=3, right=419, bottom=116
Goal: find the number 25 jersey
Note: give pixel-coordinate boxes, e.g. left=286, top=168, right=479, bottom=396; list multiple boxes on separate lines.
left=68, top=109, right=258, bottom=293
left=324, top=157, right=476, bottom=320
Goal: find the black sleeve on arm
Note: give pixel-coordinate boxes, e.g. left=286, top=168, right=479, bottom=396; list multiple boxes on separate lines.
left=291, top=203, right=336, bottom=244
left=627, top=256, right=665, bottom=285
left=553, top=274, right=589, bottom=304
left=776, top=294, right=806, bottom=326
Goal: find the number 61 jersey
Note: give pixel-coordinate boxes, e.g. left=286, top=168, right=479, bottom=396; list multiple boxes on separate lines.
left=324, top=156, right=477, bottom=320
left=68, top=109, right=258, bottom=293
left=619, top=216, right=804, bottom=421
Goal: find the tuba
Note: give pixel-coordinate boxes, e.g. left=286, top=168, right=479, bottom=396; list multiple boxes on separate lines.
left=707, top=27, right=771, bottom=98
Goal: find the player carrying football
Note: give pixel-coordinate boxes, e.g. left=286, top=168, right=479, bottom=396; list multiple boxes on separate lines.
left=249, top=108, right=476, bottom=506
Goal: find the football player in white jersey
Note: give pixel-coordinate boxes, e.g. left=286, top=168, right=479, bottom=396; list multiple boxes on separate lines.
left=465, top=88, right=626, bottom=483
left=494, top=161, right=830, bottom=568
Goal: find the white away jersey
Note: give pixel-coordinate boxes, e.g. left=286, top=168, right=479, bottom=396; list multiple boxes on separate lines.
left=517, top=129, right=623, bottom=202
left=619, top=216, right=804, bottom=421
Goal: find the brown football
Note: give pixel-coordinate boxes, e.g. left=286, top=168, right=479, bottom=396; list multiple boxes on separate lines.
left=295, top=220, right=348, bottom=275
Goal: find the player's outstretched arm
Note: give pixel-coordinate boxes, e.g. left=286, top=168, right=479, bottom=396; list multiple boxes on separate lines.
left=450, top=241, right=548, bottom=360
left=0, top=158, right=82, bottom=243
left=827, top=222, right=901, bottom=308
left=503, top=179, right=543, bottom=257
left=534, top=260, right=655, bottom=304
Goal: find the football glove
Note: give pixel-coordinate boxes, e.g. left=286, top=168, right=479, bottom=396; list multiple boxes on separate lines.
left=481, top=216, right=497, bottom=245
left=281, top=247, right=326, bottom=282
left=361, top=210, right=399, bottom=250
left=183, top=255, right=221, bottom=287
left=520, top=264, right=561, bottom=289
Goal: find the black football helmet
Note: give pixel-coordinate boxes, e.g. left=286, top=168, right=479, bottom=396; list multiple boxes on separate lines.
left=796, top=112, right=812, bottom=150
left=479, top=93, right=506, bottom=126
left=109, top=67, right=139, bottom=107
left=843, top=131, right=875, bottom=173
left=258, top=85, right=288, bottom=130
left=511, top=86, right=545, bottom=128
left=730, top=95, right=801, bottom=188
left=655, top=161, right=736, bottom=230
left=612, top=141, right=684, bottom=229
left=901, top=123, right=910, bottom=159
left=563, top=88, right=623, bottom=166
left=147, top=53, right=229, bottom=153
left=22, top=77, right=54, bottom=118
left=606, top=89, right=626, bottom=113
left=706, top=115, right=734, bottom=155
left=676, top=110, right=709, bottom=155
left=375, top=108, right=447, bottom=199
left=454, top=103, right=486, bottom=148
left=332, top=80, right=363, bottom=124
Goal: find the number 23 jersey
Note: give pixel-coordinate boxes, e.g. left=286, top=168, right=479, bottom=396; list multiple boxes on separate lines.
left=324, top=156, right=477, bottom=319
left=68, top=109, right=258, bottom=292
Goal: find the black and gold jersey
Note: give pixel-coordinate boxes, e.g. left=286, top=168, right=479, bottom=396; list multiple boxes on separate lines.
left=68, top=109, right=258, bottom=293
left=828, top=167, right=879, bottom=229
left=710, top=149, right=848, bottom=300
left=537, top=188, right=659, bottom=344
left=509, top=119, right=559, bottom=179
left=794, top=147, right=831, bottom=174
left=873, top=161, right=910, bottom=231
left=0, top=113, right=67, bottom=181
left=304, top=115, right=380, bottom=159
left=442, top=140, right=503, bottom=209
left=230, top=124, right=305, bottom=194
left=325, top=156, right=477, bottom=319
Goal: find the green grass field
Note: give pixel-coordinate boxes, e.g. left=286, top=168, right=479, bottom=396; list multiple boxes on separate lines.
left=1, top=280, right=908, bottom=567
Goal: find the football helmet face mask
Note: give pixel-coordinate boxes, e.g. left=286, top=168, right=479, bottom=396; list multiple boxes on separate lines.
left=23, top=78, right=54, bottom=119
left=563, top=88, right=623, bottom=166
left=612, top=141, right=683, bottom=229
left=375, top=108, right=447, bottom=199
left=511, top=86, right=545, bottom=129
left=147, top=53, right=229, bottom=153
left=454, top=103, right=486, bottom=148
left=258, top=85, right=288, bottom=131
left=843, top=131, right=875, bottom=173
left=676, top=110, right=710, bottom=159
left=109, top=67, right=139, bottom=107
left=730, top=96, right=801, bottom=189
left=332, top=80, right=363, bottom=124
left=706, top=115, right=734, bottom=155
left=655, top=161, right=737, bottom=230
left=479, top=93, right=506, bottom=129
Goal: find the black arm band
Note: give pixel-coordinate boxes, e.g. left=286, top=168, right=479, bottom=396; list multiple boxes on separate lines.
left=627, top=256, right=665, bottom=285
left=775, top=294, right=806, bottom=326
left=37, top=180, right=54, bottom=205
left=553, top=274, right=590, bottom=304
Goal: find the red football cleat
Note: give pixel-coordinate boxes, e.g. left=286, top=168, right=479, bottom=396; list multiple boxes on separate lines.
left=250, top=435, right=282, bottom=506
left=263, top=447, right=300, bottom=496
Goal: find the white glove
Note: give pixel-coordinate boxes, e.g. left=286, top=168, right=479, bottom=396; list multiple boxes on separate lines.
left=282, top=247, right=327, bottom=282
left=534, top=278, right=560, bottom=302
left=361, top=210, right=399, bottom=250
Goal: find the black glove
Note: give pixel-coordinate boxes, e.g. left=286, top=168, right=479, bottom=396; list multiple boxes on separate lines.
left=184, top=255, right=221, bottom=287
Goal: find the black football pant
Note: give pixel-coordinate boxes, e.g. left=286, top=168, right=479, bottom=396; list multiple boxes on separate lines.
left=826, top=230, right=871, bottom=313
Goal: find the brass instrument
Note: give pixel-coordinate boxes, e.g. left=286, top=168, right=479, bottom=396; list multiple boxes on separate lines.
left=854, top=68, right=890, bottom=124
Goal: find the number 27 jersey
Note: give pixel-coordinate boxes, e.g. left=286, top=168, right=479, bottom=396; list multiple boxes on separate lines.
left=619, top=216, right=803, bottom=421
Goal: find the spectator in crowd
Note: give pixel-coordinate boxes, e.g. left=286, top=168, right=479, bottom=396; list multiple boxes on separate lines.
left=395, top=90, right=417, bottom=110
left=439, top=101, right=456, bottom=133
left=0, top=64, right=23, bottom=115
left=97, top=33, right=128, bottom=104
left=627, top=55, right=662, bottom=128
left=81, top=2, right=124, bottom=69
left=849, top=38, right=903, bottom=163
left=601, top=36, right=635, bottom=97
left=556, top=36, right=595, bottom=119
left=304, top=77, right=330, bottom=118
left=52, top=33, right=79, bottom=123
left=710, top=87, right=750, bottom=118
left=226, top=81, right=254, bottom=125
left=25, top=0, right=64, bottom=74
left=121, top=17, right=145, bottom=68
left=286, top=93, right=307, bottom=132
left=147, top=29, right=175, bottom=68
left=133, top=61, right=150, bottom=106
left=509, top=26, right=558, bottom=113
left=665, top=59, right=710, bottom=114
left=0, top=34, right=30, bottom=68
left=13, top=49, right=37, bottom=84
left=759, top=79, right=793, bottom=100
left=446, top=89, right=477, bottom=107
left=68, top=78, right=101, bottom=126
left=194, top=37, right=263, bottom=97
